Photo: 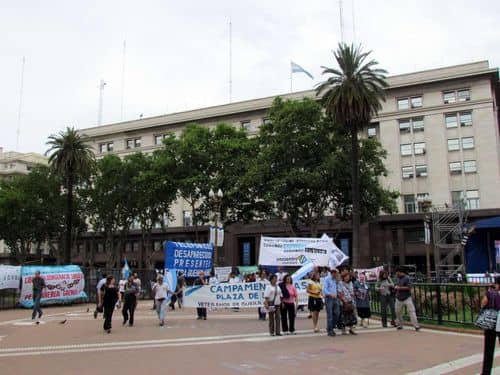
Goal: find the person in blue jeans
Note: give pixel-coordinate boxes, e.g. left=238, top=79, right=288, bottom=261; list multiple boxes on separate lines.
left=323, top=268, right=340, bottom=337
left=32, top=271, right=46, bottom=320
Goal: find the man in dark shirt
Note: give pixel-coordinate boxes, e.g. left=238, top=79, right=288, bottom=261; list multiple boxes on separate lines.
left=394, top=267, right=420, bottom=331
left=32, top=271, right=46, bottom=320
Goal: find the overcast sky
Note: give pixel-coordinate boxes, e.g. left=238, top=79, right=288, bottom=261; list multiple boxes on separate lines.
left=1, top=0, right=499, bottom=154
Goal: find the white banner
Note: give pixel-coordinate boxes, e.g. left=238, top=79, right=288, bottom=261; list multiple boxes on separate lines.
left=355, top=266, right=385, bottom=282
left=209, top=226, right=216, bottom=245
left=184, top=280, right=310, bottom=309
left=258, top=235, right=346, bottom=267
left=0, top=265, right=21, bottom=290
left=217, top=227, right=224, bottom=246
left=215, top=266, right=232, bottom=282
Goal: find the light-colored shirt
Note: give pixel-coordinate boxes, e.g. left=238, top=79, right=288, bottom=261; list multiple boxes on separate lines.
left=229, top=277, right=239, bottom=284
left=119, top=279, right=126, bottom=293
left=153, top=283, right=169, bottom=300
left=322, top=275, right=338, bottom=297
left=264, top=285, right=282, bottom=305
left=96, top=278, right=106, bottom=292
left=276, top=272, right=286, bottom=283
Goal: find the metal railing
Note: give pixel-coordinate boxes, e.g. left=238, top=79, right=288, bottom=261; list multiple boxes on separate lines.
left=369, top=283, right=489, bottom=325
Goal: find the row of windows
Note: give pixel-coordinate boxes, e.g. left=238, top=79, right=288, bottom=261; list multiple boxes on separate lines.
left=399, top=117, right=424, bottom=133
left=398, top=111, right=472, bottom=135
left=403, top=189, right=479, bottom=213
left=449, top=160, right=477, bottom=174
left=448, top=137, right=474, bottom=151
left=402, top=165, right=427, bottom=179
left=397, top=88, right=470, bottom=111
left=400, top=142, right=426, bottom=156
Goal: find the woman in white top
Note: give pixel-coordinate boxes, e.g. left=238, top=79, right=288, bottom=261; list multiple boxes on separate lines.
left=258, top=270, right=270, bottom=320
left=152, top=275, right=174, bottom=326
left=264, top=274, right=283, bottom=336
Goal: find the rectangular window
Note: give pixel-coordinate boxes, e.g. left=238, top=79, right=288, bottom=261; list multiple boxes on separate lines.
left=410, top=96, right=423, bottom=108
left=458, top=89, right=471, bottom=102
left=463, top=160, right=477, bottom=173
left=465, top=190, right=480, bottom=209
left=367, top=127, right=377, bottom=138
left=447, top=138, right=460, bottom=151
left=451, top=191, right=464, bottom=208
left=99, top=143, right=106, bottom=153
left=415, top=165, right=427, bottom=177
left=262, top=117, right=271, bottom=125
left=449, top=161, right=462, bottom=174
left=403, top=194, right=416, bottom=214
left=461, top=137, right=474, bottom=149
left=183, top=210, right=192, bottom=226
left=443, top=91, right=456, bottom=104
left=134, top=138, right=141, bottom=148
left=126, top=139, right=134, bottom=149
left=132, top=241, right=139, bottom=253
left=406, top=229, right=425, bottom=243
left=412, top=117, right=424, bottom=132
left=241, top=120, right=252, bottom=131
left=126, top=138, right=141, bottom=149
left=107, top=142, right=114, bottom=152
left=399, top=119, right=411, bottom=133
left=402, top=166, right=414, bottom=179
left=400, top=144, right=412, bottom=156
left=459, top=112, right=472, bottom=126
left=445, top=113, right=458, bottom=128
left=154, top=135, right=165, bottom=145
left=414, top=142, right=426, bottom=155
left=397, top=98, right=409, bottom=110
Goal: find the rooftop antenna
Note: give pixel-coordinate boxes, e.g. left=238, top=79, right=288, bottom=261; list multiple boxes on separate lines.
left=229, top=17, right=233, bottom=103
left=16, top=56, right=26, bottom=152
left=97, top=79, right=106, bottom=126
left=120, top=40, right=126, bottom=121
left=339, top=0, right=345, bottom=43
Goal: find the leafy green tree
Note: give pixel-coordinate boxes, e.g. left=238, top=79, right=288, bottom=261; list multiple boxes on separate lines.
left=0, top=166, right=64, bottom=264
left=316, top=43, right=388, bottom=266
left=46, top=127, right=95, bottom=264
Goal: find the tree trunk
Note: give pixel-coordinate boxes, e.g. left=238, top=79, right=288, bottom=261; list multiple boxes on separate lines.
left=350, top=123, right=361, bottom=267
left=64, top=173, right=74, bottom=265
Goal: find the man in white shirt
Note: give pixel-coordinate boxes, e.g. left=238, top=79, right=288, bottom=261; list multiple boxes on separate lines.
left=94, top=274, right=107, bottom=319
left=276, top=267, right=287, bottom=283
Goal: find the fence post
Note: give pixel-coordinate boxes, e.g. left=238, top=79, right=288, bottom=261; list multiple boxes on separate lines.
left=436, top=284, right=443, bottom=325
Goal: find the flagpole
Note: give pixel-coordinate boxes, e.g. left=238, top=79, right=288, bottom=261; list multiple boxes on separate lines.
left=290, top=61, right=293, bottom=93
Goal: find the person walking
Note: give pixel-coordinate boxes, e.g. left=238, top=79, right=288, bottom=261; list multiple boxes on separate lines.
left=264, top=274, right=283, bottom=336
left=194, top=271, right=208, bottom=320
left=94, top=273, right=107, bottom=319
left=122, top=275, right=140, bottom=327
left=354, top=273, right=371, bottom=328
left=323, top=268, right=340, bottom=337
left=307, top=272, right=323, bottom=333
left=153, top=275, right=173, bottom=326
left=98, top=275, right=121, bottom=333
left=377, top=270, right=396, bottom=327
left=480, top=277, right=500, bottom=375
left=280, top=274, right=298, bottom=335
left=338, top=273, right=357, bottom=335
left=31, top=271, right=46, bottom=320
left=394, top=267, right=420, bottom=331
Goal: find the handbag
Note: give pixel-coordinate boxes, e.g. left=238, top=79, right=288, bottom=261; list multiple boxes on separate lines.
left=475, top=308, right=498, bottom=330
left=264, top=287, right=278, bottom=313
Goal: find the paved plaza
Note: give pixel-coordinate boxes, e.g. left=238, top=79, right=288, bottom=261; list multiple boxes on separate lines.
left=0, top=301, right=498, bottom=375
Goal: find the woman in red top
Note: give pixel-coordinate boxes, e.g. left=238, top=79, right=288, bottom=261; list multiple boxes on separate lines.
left=280, top=274, right=298, bottom=335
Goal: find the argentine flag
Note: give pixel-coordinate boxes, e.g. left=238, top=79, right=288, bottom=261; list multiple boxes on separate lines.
left=291, top=61, right=314, bottom=79
left=121, top=258, right=131, bottom=279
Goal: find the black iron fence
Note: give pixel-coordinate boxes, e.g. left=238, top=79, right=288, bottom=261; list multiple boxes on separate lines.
left=369, top=283, right=489, bottom=326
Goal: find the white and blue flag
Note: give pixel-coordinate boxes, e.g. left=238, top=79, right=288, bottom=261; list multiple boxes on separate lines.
left=121, top=258, right=131, bottom=279
left=291, top=61, right=314, bottom=79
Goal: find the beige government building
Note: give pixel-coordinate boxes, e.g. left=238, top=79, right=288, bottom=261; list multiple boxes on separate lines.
left=52, top=61, right=500, bottom=272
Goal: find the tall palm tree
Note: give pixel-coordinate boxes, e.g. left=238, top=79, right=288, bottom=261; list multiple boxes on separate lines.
left=316, top=43, right=387, bottom=267
left=46, top=127, right=95, bottom=264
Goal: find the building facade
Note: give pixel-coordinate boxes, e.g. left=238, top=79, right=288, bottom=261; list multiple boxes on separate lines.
left=75, top=61, right=500, bottom=271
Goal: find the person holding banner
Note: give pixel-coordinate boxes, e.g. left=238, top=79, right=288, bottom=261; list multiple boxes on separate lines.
left=280, top=274, right=298, bottom=335
left=153, top=275, right=174, bottom=327
left=98, top=275, right=121, bottom=334
left=31, top=271, right=46, bottom=320
left=307, top=272, right=323, bottom=333
left=264, top=275, right=283, bottom=336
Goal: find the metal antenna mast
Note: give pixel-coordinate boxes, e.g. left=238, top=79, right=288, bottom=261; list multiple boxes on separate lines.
left=16, top=56, right=26, bottom=152
left=97, top=79, right=106, bottom=126
left=120, top=40, right=126, bottom=121
left=229, top=17, right=233, bottom=103
left=339, top=0, right=345, bottom=43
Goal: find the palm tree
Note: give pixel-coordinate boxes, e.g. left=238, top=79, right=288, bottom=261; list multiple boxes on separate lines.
left=316, top=43, right=387, bottom=267
left=46, top=127, right=95, bottom=264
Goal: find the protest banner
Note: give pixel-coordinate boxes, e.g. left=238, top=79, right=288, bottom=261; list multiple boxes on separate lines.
left=0, top=265, right=21, bottom=290
left=259, top=236, right=333, bottom=266
left=215, top=266, right=232, bottom=282
left=355, top=266, right=385, bottom=282
left=184, top=280, right=310, bottom=309
left=19, top=265, right=87, bottom=308
left=164, top=241, right=213, bottom=278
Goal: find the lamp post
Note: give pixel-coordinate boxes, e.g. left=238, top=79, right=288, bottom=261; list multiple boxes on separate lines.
left=417, top=194, right=433, bottom=279
left=209, top=188, right=224, bottom=266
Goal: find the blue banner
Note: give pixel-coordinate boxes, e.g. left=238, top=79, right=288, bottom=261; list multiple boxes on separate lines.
left=165, top=242, right=213, bottom=278
left=20, top=265, right=87, bottom=308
